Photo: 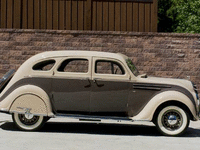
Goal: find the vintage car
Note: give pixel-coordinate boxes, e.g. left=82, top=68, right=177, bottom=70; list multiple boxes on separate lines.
left=0, top=51, right=199, bottom=136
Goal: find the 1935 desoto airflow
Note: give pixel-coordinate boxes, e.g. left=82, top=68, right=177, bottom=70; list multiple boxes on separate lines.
left=0, top=51, right=199, bottom=136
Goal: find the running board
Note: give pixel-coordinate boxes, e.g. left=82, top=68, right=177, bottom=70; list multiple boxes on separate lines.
left=79, top=118, right=101, bottom=122
left=54, top=113, right=149, bottom=124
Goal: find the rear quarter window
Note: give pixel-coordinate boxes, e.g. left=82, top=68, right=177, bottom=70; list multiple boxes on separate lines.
left=32, top=60, right=56, bottom=71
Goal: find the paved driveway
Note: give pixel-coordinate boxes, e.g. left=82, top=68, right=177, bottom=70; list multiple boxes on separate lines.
left=0, top=113, right=200, bottom=150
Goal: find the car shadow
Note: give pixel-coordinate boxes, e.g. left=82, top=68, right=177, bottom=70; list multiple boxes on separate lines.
left=0, top=121, right=160, bottom=136
left=1, top=121, right=200, bottom=137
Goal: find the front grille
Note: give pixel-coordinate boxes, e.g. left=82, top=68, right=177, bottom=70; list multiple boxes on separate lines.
left=192, top=82, right=199, bottom=100
left=192, top=82, right=199, bottom=117
left=192, top=83, right=200, bottom=118
left=194, top=88, right=199, bottom=100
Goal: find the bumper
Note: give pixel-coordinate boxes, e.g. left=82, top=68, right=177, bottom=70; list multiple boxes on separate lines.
left=198, top=98, right=200, bottom=119
left=198, top=104, right=200, bottom=120
left=198, top=104, right=200, bottom=119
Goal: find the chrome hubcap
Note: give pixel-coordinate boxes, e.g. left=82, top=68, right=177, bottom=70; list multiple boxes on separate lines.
left=25, top=112, right=34, bottom=119
left=167, top=115, right=178, bottom=125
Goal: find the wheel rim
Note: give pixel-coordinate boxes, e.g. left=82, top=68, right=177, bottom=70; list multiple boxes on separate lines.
left=18, top=114, right=40, bottom=126
left=162, top=110, right=183, bottom=131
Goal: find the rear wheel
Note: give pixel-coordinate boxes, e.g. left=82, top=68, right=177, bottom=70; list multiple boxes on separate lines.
left=155, top=106, right=190, bottom=136
left=12, top=113, right=45, bottom=131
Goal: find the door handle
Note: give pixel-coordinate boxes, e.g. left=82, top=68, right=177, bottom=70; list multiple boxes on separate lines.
left=93, top=78, right=104, bottom=87
left=84, top=78, right=91, bottom=88
left=93, top=78, right=101, bottom=83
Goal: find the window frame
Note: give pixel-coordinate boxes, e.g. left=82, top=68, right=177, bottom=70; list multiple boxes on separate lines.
left=32, top=59, right=56, bottom=72
left=95, top=60, right=125, bottom=75
left=54, top=57, right=91, bottom=79
left=57, top=58, right=89, bottom=74
left=92, top=57, right=130, bottom=81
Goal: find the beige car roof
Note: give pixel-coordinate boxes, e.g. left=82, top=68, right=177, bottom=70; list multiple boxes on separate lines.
left=33, top=50, right=129, bottom=61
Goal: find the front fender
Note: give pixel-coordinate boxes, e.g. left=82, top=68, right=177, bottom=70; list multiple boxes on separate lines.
left=131, top=91, right=198, bottom=121
left=0, top=85, right=54, bottom=116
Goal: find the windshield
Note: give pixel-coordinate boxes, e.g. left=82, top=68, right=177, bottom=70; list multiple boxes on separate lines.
left=126, top=58, right=139, bottom=76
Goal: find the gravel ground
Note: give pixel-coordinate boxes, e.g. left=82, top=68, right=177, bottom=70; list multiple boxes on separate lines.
left=0, top=113, right=200, bottom=150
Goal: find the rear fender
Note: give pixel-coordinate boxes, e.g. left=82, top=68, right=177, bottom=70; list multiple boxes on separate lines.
left=0, top=85, right=54, bottom=116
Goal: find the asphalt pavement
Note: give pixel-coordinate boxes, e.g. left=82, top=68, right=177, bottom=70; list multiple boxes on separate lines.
left=0, top=113, right=200, bottom=150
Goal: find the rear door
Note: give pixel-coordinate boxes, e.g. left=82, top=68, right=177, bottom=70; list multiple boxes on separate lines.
left=52, top=57, right=91, bottom=114
left=90, top=57, right=131, bottom=117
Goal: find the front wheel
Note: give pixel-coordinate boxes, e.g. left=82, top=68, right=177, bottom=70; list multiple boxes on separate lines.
left=12, top=113, right=45, bottom=131
left=155, top=106, right=190, bottom=136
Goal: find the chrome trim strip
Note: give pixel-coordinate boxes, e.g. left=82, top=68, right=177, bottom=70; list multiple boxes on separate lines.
left=133, top=86, right=161, bottom=91
left=133, top=83, right=172, bottom=89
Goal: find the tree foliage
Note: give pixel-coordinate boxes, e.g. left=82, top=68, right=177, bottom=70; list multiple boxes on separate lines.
left=158, top=0, right=173, bottom=32
left=158, top=0, right=200, bottom=33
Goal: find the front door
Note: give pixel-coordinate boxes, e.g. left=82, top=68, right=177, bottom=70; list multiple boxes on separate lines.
left=90, top=57, right=131, bottom=117
left=52, top=57, right=91, bottom=114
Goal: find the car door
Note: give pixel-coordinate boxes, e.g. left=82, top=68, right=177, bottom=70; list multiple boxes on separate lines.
left=51, top=57, right=91, bottom=114
left=90, top=57, right=131, bottom=117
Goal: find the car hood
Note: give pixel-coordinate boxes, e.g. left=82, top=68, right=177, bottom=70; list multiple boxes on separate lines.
left=137, top=76, right=194, bottom=92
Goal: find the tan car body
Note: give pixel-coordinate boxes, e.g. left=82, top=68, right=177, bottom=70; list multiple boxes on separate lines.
left=0, top=51, right=199, bottom=122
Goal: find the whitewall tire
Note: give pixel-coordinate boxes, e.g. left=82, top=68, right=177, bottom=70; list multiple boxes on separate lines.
left=12, top=113, right=45, bottom=131
left=156, top=106, right=189, bottom=136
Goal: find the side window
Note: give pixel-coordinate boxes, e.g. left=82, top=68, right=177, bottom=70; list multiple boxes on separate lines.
left=58, top=59, right=88, bottom=73
left=95, top=60, right=125, bottom=75
left=33, top=60, right=55, bottom=71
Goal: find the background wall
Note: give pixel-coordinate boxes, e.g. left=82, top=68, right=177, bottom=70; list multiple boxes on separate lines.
left=0, top=29, right=199, bottom=92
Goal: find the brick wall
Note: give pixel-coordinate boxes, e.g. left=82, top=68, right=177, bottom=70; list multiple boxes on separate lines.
left=0, top=29, right=199, bottom=93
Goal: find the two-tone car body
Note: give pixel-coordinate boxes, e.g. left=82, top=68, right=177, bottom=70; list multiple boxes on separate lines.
left=0, top=51, right=199, bottom=136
